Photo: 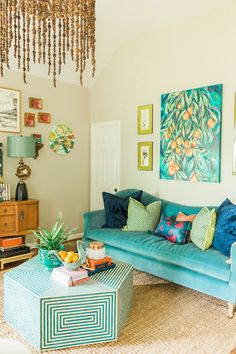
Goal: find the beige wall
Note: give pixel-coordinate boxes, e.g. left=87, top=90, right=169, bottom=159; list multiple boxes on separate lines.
left=0, top=70, right=90, bottom=242
left=91, top=3, right=236, bottom=206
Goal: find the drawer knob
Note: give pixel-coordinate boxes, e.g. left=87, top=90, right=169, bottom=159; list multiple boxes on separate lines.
left=4, top=209, right=7, bottom=213
left=4, top=223, right=7, bottom=226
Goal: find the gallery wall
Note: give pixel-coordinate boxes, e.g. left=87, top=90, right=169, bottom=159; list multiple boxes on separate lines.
left=91, top=3, right=236, bottom=206
left=0, top=70, right=90, bottom=242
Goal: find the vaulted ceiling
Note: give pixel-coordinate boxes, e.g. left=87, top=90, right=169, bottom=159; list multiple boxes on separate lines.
left=8, top=0, right=234, bottom=87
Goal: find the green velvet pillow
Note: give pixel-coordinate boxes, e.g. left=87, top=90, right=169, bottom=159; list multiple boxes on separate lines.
left=122, top=198, right=161, bottom=232
left=190, top=207, right=216, bottom=250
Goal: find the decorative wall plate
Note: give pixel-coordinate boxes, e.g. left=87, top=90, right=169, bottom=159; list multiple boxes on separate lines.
left=49, top=124, right=75, bottom=155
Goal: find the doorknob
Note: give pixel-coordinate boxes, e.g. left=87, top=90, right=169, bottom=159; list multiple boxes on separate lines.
left=114, top=188, right=118, bottom=192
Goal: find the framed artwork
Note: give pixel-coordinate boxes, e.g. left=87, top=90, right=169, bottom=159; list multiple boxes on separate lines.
left=138, top=142, right=153, bottom=171
left=29, top=97, right=43, bottom=110
left=160, top=84, right=223, bottom=183
left=138, top=104, right=153, bottom=134
left=0, top=87, right=21, bottom=133
left=49, top=124, right=75, bottom=155
left=24, top=112, right=35, bottom=127
left=38, top=112, right=51, bottom=123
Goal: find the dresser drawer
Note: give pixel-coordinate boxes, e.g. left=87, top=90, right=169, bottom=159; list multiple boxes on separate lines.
left=0, top=216, right=15, bottom=232
left=0, top=206, right=15, bottom=216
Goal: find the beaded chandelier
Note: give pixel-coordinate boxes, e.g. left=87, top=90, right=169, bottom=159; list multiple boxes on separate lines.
left=0, top=0, right=96, bottom=87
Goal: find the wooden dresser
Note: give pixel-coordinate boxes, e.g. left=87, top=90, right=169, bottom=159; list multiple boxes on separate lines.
left=0, top=199, right=39, bottom=269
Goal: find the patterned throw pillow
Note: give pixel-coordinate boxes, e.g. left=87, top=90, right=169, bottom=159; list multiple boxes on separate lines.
left=102, top=190, right=143, bottom=228
left=213, top=199, right=236, bottom=257
left=176, top=212, right=196, bottom=222
left=122, top=198, right=161, bottom=232
left=154, top=213, right=191, bottom=245
left=190, top=207, right=216, bottom=251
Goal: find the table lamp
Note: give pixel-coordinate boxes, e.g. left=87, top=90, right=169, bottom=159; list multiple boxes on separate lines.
left=7, top=136, right=35, bottom=200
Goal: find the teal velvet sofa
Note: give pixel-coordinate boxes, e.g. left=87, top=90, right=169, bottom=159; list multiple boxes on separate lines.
left=83, top=189, right=236, bottom=317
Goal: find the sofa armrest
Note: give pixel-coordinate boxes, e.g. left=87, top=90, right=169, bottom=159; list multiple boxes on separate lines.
left=83, top=209, right=106, bottom=240
left=229, top=242, right=236, bottom=287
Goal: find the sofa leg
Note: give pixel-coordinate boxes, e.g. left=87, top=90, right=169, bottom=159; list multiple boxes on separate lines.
left=228, top=303, right=235, bottom=318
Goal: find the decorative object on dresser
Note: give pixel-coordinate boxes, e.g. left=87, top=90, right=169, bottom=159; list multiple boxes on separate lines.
left=0, top=183, right=11, bottom=201
left=7, top=136, right=35, bottom=200
left=138, top=141, right=153, bottom=171
left=38, top=112, right=51, bottom=124
left=138, top=104, right=153, bottom=134
left=0, top=199, right=38, bottom=270
left=0, top=87, right=21, bottom=133
left=32, top=133, right=44, bottom=159
left=24, top=112, right=35, bottom=127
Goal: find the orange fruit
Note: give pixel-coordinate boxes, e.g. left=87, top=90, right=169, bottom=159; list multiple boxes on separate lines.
left=168, top=162, right=179, bottom=176
left=165, top=130, right=170, bottom=139
left=170, top=140, right=177, bottom=149
left=207, top=118, right=215, bottom=129
left=193, top=130, right=200, bottom=139
left=183, top=111, right=190, bottom=121
left=72, top=255, right=79, bottom=263
left=175, top=147, right=182, bottom=155
left=176, top=137, right=182, bottom=145
left=177, top=103, right=181, bottom=109
left=191, top=140, right=197, bottom=148
left=64, top=256, right=73, bottom=263
left=185, top=148, right=193, bottom=157
left=187, top=106, right=193, bottom=115
left=183, top=140, right=190, bottom=148
left=67, top=251, right=75, bottom=258
left=191, top=173, right=197, bottom=182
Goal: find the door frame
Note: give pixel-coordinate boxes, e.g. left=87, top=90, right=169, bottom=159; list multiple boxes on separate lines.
left=90, top=120, right=121, bottom=210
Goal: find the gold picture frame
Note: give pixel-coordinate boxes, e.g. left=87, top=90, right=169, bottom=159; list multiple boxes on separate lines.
left=138, top=142, right=153, bottom=171
left=0, top=86, right=21, bottom=133
left=29, top=97, right=43, bottom=110
left=138, top=104, right=153, bottom=135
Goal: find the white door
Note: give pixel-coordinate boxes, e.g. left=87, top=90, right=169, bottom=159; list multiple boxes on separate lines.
left=90, top=121, right=120, bottom=210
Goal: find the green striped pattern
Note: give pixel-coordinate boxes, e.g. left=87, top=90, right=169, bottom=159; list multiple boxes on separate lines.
left=40, top=292, right=116, bottom=350
left=4, top=256, right=133, bottom=351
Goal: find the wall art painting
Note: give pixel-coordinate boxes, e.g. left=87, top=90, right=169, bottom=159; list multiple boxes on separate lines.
left=138, top=142, right=153, bottom=171
left=160, top=84, right=222, bottom=183
left=29, top=97, right=43, bottom=110
left=138, top=104, right=153, bottom=134
left=0, top=87, right=21, bottom=133
left=24, top=112, right=35, bottom=127
left=38, top=112, right=51, bottom=123
left=49, top=124, right=75, bottom=155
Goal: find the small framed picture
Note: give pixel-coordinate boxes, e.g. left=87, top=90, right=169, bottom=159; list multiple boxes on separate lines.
left=138, top=142, right=153, bottom=171
left=29, top=97, right=43, bottom=110
left=0, top=87, right=21, bottom=133
left=38, top=112, right=51, bottom=124
left=24, top=112, right=35, bottom=127
left=138, top=104, right=153, bottom=135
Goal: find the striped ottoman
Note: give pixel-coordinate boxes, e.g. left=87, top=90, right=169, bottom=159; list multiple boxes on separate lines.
left=4, top=256, right=133, bottom=351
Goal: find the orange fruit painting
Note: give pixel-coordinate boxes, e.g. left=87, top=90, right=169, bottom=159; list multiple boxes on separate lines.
left=160, top=84, right=222, bottom=182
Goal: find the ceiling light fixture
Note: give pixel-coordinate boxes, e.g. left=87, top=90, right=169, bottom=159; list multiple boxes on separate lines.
left=0, top=0, right=96, bottom=87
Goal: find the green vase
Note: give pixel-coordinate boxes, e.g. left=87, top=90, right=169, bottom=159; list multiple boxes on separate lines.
left=39, top=248, right=62, bottom=271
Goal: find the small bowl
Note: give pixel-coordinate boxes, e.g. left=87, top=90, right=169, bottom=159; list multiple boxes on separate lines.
left=57, top=252, right=83, bottom=271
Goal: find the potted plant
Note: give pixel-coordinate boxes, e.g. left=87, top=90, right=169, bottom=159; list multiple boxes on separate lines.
left=32, top=221, right=78, bottom=271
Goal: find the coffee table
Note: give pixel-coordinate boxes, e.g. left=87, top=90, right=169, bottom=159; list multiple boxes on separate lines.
left=4, top=256, right=133, bottom=351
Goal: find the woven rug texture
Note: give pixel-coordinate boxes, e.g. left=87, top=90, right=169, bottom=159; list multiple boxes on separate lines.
left=0, top=268, right=236, bottom=354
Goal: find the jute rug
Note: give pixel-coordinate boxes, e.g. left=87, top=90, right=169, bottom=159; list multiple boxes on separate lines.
left=0, top=268, right=236, bottom=354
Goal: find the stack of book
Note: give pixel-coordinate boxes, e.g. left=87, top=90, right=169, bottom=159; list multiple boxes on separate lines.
left=51, top=267, right=89, bottom=287
left=0, top=237, right=30, bottom=258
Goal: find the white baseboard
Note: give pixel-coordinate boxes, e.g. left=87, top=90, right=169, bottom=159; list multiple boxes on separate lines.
left=26, top=233, right=83, bottom=250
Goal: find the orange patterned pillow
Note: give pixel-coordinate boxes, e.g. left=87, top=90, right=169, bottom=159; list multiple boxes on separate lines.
left=176, top=212, right=196, bottom=222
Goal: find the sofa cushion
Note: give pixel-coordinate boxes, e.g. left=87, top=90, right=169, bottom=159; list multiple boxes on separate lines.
left=190, top=208, right=216, bottom=250
left=102, top=190, right=143, bottom=228
left=213, top=199, right=236, bottom=257
left=123, top=198, right=161, bottom=232
left=154, top=213, right=191, bottom=245
left=86, top=229, right=230, bottom=282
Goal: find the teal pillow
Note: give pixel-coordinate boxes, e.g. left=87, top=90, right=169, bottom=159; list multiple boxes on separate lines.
left=190, top=207, right=216, bottom=250
left=122, top=198, right=161, bottom=232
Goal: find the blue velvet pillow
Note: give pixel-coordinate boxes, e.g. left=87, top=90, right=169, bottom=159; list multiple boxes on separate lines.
left=213, top=199, right=236, bottom=257
left=102, top=190, right=143, bottom=228
left=154, top=213, right=191, bottom=245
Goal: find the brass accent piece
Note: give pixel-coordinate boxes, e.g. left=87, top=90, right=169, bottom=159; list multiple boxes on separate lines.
left=16, top=158, right=31, bottom=182
left=0, top=0, right=96, bottom=87
left=88, top=241, right=104, bottom=250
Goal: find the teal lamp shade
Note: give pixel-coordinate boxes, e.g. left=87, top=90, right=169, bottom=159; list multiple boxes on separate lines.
left=7, top=136, right=35, bottom=158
